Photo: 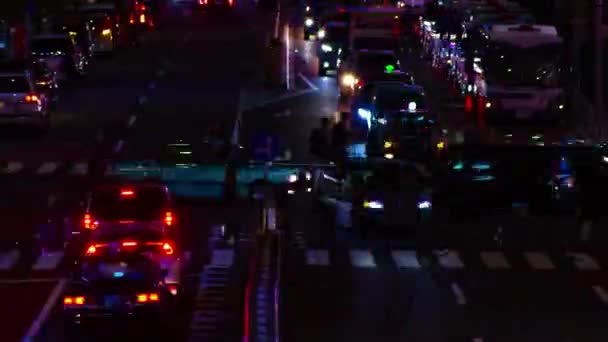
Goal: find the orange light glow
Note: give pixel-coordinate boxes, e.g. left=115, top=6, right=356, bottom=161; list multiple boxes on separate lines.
left=162, top=242, right=174, bottom=255
left=120, top=189, right=134, bottom=196
left=164, top=211, right=173, bottom=226
left=136, top=294, right=148, bottom=302
left=122, top=241, right=138, bottom=247
left=75, top=296, right=85, bottom=305
left=85, top=245, right=97, bottom=256
left=140, top=14, right=146, bottom=24
left=64, top=297, right=73, bottom=305
left=149, top=293, right=159, bottom=301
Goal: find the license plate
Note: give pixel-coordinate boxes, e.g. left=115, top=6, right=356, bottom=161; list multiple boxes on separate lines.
left=516, top=110, right=532, bottom=118
left=104, top=295, right=122, bottom=308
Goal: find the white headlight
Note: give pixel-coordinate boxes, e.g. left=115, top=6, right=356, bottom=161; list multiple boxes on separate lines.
left=305, top=18, right=314, bottom=27
left=318, top=29, right=326, bottom=39
left=321, top=43, right=332, bottom=52
left=357, top=108, right=371, bottom=120
left=288, top=174, right=298, bottom=183
left=342, top=74, right=355, bottom=87
left=418, top=200, right=432, bottom=209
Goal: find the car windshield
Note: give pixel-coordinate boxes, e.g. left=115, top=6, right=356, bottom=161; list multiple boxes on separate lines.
left=31, top=38, right=74, bottom=54
left=0, top=76, right=30, bottom=93
left=90, top=227, right=164, bottom=243
left=90, top=187, right=167, bottom=221
left=356, top=53, right=397, bottom=72
left=375, top=86, right=426, bottom=111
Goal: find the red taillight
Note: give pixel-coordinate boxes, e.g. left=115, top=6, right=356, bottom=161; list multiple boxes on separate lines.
left=465, top=95, right=473, bottom=113
left=136, top=293, right=159, bottom=303
left=85, top=245, right=97, bottom=256
left=167, top=284, right=178, bottom=296
left=140, top=14, right=146, bottom=24
left=64, top=296, right=85, bottom=305
left=22, top=94, right=39, bottom=103
left=162, top=242, right=174, bottom=255
left=122, top=241, right=138, bottom=247
left=83, top=214, right=98, bottom=229
left=164, top=211, right=173, bottom=226
left=228, top=0, right=233, bottom=6
left=356, top=80, right=364, bottom=87
left=120, top=189, right=135, bottom=197
left=129, top=14, right=135, bottom=24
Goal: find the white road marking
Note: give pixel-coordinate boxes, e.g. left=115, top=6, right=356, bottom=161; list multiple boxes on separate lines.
left=0, top=277, right=60, bottom=285
left=210, top=249, right=234, bottom=267
left=5, top=162, right=23, bottom=174
left=241, top=88, right=316, bottom=112
left=32, top=251, right=64, bottom=271
left=306, top=249, right=330, bottom=266
left=70, top=162, right=88, bottom=175
left=0, top=249, right=19, bottom=270
left=298, top=72, right=319, bottom=91
left=524, top=252, right=555, bottom=270
left=480, top=252, right=511, bottom=269
left=450, top=282, right=467, bottom=305
left=391, top=250, right=421, bottom=269
left=127, top=115, right=137, bottom=127
left=37, top=162, right=58, bottom=174
left=349, top=250, right=376, bottom=268
left=113, top=140, right=124, bottom=154
left=567, top=253, right=601, bottom=271
left=22, top=278, right=68, bottom=341
left=593, top=286, right=608, bottom=305
left=436, top=250, right=464, bottom=269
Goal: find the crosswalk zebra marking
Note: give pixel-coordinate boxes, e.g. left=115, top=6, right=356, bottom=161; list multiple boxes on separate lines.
left=306, top=249, right=330, bottom=266
left=5, top=162, right=23, bottom=174
left=32, top=251, right=64, bottom=271
left=37, top=162, right=59, bottom=174
left=0, top=250, right=19, bottom=270
left=567, top=253, right=601, bottom=271
left=524, top=252, right=555, bottom=270
left=391, top=250, right=421, bottom=269
left=436, top=250, right=464, bottom=269
left=480, top=252, right=511, bottom=269
left=349, top=250, right=376, bottom=268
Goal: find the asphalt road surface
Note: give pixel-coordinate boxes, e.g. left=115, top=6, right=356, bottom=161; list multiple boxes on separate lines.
left=0, top=1, right=274, bottom=341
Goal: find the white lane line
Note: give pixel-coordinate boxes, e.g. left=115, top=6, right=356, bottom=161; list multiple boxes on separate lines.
left=480, top=252, right=511, bottom=269
left=435, top=250, right=464, bottom=269
left=567, top=252, right=601, bottom=271
left=450, top=282, right=467, bottom=305
left=285, top=25, right=291, bottom=90
left=22, top=278, right=68, bottom=341
left=70, top=162, right=88, bottom=175
left=349, top=250, right=376, bottom=268
left=0, top=249, right=19, bottom=270
left=127, top=115, right=137, bottom=127
left=32, top=251, right=64, bottom=271
left=306, top=249, right=330, bottom=266
left=210, top=249, right=234, bottom=267
left=298, top=72, right=319, bottom=91
left=0, top=277, right=60, bottom=285
left=391, top=250, right=421, bottom=269
left=593, top=286, right=608, bottom=305
left=5, top=161, right=23, bottom=174
left=36, top=162, right=58, bottom=174
left=113, top=140, right=124, bottom=154
left=524, top=252, right=555, bottom=270
left=241, top=88, right=316, bottom=112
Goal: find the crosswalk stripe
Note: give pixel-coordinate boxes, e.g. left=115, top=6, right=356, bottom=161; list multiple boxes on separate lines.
left=436, top=250, right=464, bottom=269
left=37, top=162, right=59, bottom=174
left=306, top=249, right=330, bottom=266
left=32, top=251, right=64, bottom=271
left=567, top=253, right=601, bottom=271
left=524, top=252, right=555, bottom=270
left=71, top=162, right=88, bottom=175
left=480, top=251, right=511, bottom=269
left=210, top=249, right=234, bottom=267
left=391, top=250, right=421, bottom=268
left=5, top=162, right=23, bottom=174
left=0, top=250, right=19, bottom=270
left=349, top=250, right=376, bottom=268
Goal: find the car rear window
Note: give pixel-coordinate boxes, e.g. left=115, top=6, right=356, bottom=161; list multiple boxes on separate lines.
left=356, top=53, right=397, bottom=72
left=90, top=187, right=168, bottom=221
left=0, top=76, right=30, bottom=93
left=31, top=38, right=74, bottom=54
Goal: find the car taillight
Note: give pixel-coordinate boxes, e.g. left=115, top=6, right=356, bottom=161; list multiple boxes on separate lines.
left=167, top=284, right=178, bottom=296
left=136, top=293, right=159, bottom=303
left=64, top=296, right=85, bottom=305
left=140, top=14, right=146, bottom=24
left=120, top=189, right=135, bottom=197
left=21, top=94, right=39, bottom=103
left=162, top=242, right=174, bottom=255
left=228, top=0, right=233, bottom=5
left=164, top=211, right=174, bottom=226
left=83, top=214, right=98, bottom=229
left=122, top=240, right=138, bottom=247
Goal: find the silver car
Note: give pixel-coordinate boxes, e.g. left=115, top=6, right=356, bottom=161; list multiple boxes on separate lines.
left=0, top=72, right=50, bottom=126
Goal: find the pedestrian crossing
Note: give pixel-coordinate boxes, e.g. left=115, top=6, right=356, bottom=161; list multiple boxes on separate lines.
left=302, top=248, right=608, bottom=272
left=0, top=161, right=102, bottom=177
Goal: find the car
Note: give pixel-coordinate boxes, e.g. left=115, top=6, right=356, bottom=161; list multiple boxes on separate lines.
left=315, top=159, right=433, bottom=231
left=30, top=34, right=85, bottom=82
left=338, top=49, right=401, bottom=97
left=63, top=252, right=174, bottom=331
left=0, top=68, right=51, bottom=127
left=317, top=21, right=349, bottom=76
left=70, top=183, right=179, bottom=250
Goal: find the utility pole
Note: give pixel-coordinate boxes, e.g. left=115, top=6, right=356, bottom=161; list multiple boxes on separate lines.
left=594, top=0, right=604, bottom=139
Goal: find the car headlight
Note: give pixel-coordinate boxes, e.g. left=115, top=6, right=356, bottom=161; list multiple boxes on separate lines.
left=357, top=108, right=371, bottom=120
left=318, top=29, right=326, bottom=39
left=417, top=200, right=432, bottom=209
left=288, top=174, right=298, bottom=183
left=342, top=73, right=356, bottom=87
left=321, top=43, right=332, bottom=52
left=102, top=29, right=111, bottom=36
left=384, top=140, right=393, bottom=148
left=363, top=200, right=383, bottom=209
left=305, top=18, right=314, bottom=27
